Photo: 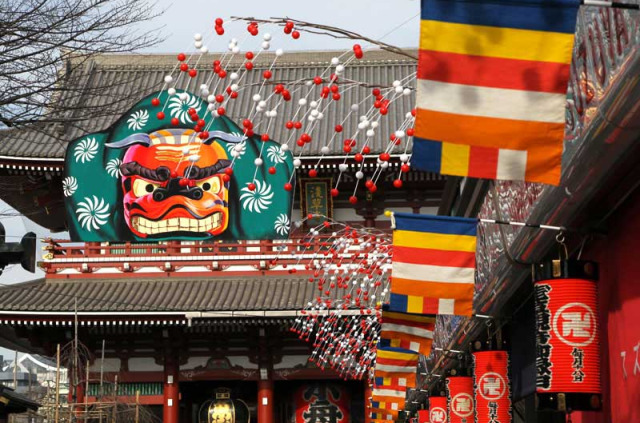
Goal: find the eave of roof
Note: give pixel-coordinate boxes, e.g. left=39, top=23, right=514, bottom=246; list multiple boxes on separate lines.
left=0, top=275, right=350, bottom=313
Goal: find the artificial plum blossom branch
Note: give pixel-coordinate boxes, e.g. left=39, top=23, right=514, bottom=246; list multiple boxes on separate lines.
left=230, top=16, right=419, bottom=61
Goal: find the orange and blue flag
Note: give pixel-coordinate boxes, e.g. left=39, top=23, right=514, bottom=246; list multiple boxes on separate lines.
left=374, top=376, right=409, bottom=390
left=413, top=0, right=580, bottom=185
left=380, top=310, right=435, bottom=356
left=371, top=399, right=403, bottom=413
left=369, top=408, right=399, bottom=419
left=390, top=213, right=476, bottom=316
left=374, top=346, right=419, bottom=388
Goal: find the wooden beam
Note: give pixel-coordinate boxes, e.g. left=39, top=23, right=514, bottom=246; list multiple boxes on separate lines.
left=438, top=176, right=461, bottom=215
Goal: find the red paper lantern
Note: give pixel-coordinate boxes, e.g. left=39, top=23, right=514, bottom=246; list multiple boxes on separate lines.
left=417, top=409, right=429, bottom=423
left=295, top=384, right=349, bottom=423
left=446, top=377, right=474, bottom=423
left=533, top=260, right=601, bottom=411
left=473, top=351, right=511, bottom=423
left=428, top=396, right=447, bottom=423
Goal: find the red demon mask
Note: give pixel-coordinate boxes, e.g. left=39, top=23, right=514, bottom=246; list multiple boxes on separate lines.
left=107, top=129, right=234, bottom=239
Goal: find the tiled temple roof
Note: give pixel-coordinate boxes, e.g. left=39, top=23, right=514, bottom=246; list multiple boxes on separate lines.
left=0, top=49, right=417, bottom=161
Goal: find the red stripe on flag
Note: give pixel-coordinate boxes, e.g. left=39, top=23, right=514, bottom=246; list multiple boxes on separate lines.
left=418, top=49, right=571, bottom=94
left=423, top=296, right=440, bottom=314
left=393, top=246, right=476, bottom=268
left=376, top=357, right=419, bottom=367
left=468, top=145, right=499, bottom=179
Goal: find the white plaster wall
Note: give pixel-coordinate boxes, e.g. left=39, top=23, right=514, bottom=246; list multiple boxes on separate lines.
left=294, top=206, right=439, bottom=225
left=180, top=356, right=258, bottom=370
left=273, top=355, right=310, bottom=369
left=228, top=356, right=257, bottom=369
left=127, top=358, right=162, bottom=372
left=89, top=358, right=121, bottom=373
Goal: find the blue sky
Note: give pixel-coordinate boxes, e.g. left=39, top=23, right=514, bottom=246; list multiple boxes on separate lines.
left=142, top=0, right=420, bottom=53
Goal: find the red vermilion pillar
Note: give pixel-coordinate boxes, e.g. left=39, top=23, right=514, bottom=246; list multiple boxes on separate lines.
left=163, top=355, right=180, bottom=423
left=258, top=379, right=275, bottom=423
left=364, top=380, right=373, bottom=423
left=75, top=378, right=85, bottom=422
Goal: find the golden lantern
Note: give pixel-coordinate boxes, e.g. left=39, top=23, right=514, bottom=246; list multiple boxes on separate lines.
left=199, top=388, right=250, bottom=423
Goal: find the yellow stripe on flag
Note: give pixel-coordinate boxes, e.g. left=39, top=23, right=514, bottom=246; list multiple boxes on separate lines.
left=377, top=348, right=419, bottom=361
left=393, top=230, right=476, bottom=252
left=406, top=297, right=430, bottom=315
left=407, top=296, right=424, bottom=314
left=420, top=20, right=574, bottom=64
left=441, top=142, right=470, bottom=176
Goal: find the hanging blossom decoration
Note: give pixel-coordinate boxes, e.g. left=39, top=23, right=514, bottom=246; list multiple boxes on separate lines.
left=271, top=215, right=393, bottom=380
left=146, top=16, right=416, bottom=202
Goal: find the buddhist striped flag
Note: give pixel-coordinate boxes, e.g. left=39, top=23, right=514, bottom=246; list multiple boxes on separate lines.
left=371, top=410, right=398, bottom=422
left=369, top=408, right=399, bottom=419
left=413, top=0, right=580, bottom=185
left=372, top=385, right=407, bottom=409
left=374, top=347, right=419, bottom=388
left=371, top=400, right=403, bottom=413
left=380, top=310, right=435, bottom=356
left=374, top=376, right=408, bottom=390
left=390, top=213, right=476, bottom=316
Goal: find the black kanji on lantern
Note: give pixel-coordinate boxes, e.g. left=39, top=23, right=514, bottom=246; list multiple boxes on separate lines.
left=302, top=385, right=343, bottom=423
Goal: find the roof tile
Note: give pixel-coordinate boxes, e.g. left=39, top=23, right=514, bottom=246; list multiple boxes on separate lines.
left=0, top=49, right=417, bottom=160
left=0, top=275, right=344, bottom=313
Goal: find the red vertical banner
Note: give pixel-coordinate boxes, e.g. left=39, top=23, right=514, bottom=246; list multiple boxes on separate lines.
left=446, top=377, right=474, bottom=423
left=428, top=396, right=447, bottom=423
left=295, top=384, right=350, bottom=423
left=473, top=351, right=512, bottom=423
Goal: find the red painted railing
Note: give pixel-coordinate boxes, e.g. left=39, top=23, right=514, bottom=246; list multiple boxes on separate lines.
left=40, top=235, right=385, bottom=277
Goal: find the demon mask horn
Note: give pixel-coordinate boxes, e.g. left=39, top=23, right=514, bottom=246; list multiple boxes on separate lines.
left=105, top=133, right=151, bottom=149
left=106, top=131, right=244, bottom=149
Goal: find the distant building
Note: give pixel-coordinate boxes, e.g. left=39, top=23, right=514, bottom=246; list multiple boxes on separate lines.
left=0, top=384, right=40, bottom=423
left=0, top=354, right=68, bottom=423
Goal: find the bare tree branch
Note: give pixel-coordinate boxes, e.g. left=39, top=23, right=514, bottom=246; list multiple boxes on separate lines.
left=230, top=16, right=419, bottom=61
left=0, top=0, right=166, bottom=132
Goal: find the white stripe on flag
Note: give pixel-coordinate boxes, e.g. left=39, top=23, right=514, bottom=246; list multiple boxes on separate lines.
left=392, top=262, right=474, bottom=284
left=497, top=148, right=527, bottom=181
left=438, top=298, right=455, bottom=315
left=375, top=364, right=416, bottom=373
left=416, top=79, right=566, bottom=123
left=382, top=323, right=433, bottom=338
left=373, top=388, right=405, bottom=398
